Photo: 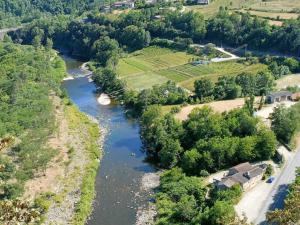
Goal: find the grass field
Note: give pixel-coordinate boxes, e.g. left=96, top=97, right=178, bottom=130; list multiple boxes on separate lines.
left=186, top=0, right=300, bottom=20
left=117, top=46, right=267, bottom=91
left=117, top=46, right=197, bottom=90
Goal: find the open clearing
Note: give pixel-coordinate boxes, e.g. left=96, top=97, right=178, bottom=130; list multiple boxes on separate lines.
left=276, top=74, right=300, bottom=89
left=238, top=10, right=299, bottom=20
left=186, top=0, right=300, bottom=20
left=162, top=97, right=260, bottom=121
left=117, top=46, right=267, bottom=91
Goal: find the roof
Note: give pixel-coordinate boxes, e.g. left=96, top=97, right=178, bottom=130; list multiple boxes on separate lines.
left=230, top=162, right=253, bottom=174
left=268, top=91, right=292, bottom=98
left=244, top=167, right=264, bottom=179
left=219, top=177, right=238, bottom=188
left=231, top=173, right=249, bottom=184
left=292, top=92, right=300, bottom=99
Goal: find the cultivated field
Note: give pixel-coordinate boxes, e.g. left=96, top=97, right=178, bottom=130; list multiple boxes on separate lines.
left=187, top=0, right=300, bottom=20
left=117, top=46, right=196, bottom=90
left=177, top=61, right=267, bottom=90
left=117, top=46, right=267, bottom=91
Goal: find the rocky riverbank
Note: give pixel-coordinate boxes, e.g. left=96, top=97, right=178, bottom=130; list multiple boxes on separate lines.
left=136, top=172, right=161, bottom=225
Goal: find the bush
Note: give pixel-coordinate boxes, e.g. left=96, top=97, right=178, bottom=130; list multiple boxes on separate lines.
left=0, top=183, right=24, bottom=200
left=170, top=106, right=181, bottom=114
left=263, top=164, right=274, bottom=180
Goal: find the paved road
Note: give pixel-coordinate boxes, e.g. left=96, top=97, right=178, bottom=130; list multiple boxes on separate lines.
left=190, top=44, right=240, bottom=62
left=255, top=147, right=300, bottom=224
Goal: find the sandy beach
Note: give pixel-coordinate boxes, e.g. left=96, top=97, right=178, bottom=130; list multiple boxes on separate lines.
left=97, top=93, right=111, bottom=105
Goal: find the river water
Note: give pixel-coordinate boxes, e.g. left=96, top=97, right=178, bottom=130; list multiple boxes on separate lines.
left=61, top=56, right=156, bottom=225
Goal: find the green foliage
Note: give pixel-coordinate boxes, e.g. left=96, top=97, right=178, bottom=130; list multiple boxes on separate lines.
left=0, top=42, right=65, bottom=199
left=155, top=168, right=207, bottom=225
left=194, top=78, right=214, bottom=102
left=141, top=105, right=277, bottom=172
left=155, top=168, right=243, bottom=225
left=271, top=103, right=300, bottom=144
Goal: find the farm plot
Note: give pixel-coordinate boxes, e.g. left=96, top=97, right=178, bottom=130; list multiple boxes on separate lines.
left=117, top=46, right=196, bottom=90
left=117, top=46, right=267, bottom=91
left=176, top=61, right=268, bottom=90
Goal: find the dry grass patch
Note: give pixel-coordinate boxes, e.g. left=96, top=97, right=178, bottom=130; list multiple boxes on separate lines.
left=276, top=74, right=300, bottom=89
left=173, top=98, right=261, bottom=121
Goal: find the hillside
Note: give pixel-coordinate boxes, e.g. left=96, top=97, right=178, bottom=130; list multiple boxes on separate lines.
left=0, top=43, right=102, bottom=224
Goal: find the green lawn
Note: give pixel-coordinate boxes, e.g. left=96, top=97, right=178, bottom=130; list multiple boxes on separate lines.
left=117, top=46, right=268, bottom=91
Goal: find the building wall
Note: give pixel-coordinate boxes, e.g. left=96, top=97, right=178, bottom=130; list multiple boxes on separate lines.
left=242, top=174, right=263, bottom=190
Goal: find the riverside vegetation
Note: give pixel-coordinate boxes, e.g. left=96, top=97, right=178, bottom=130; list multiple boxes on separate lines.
left=2, top=0, right=300, bottom=224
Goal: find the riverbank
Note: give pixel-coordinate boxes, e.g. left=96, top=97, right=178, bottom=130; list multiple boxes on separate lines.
left=22, top=94, right=104, bottom=225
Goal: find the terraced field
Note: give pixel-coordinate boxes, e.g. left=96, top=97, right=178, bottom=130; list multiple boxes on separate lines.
left=186, top=0, right=300, bottom=22
left=117, top=46, right=196, bottom=90
left=117, top=46, right=268, bottom=91
left=117, top=47, right=267, bottom=91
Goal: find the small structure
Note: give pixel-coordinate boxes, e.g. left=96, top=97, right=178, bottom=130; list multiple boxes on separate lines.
left=292, top=92, right=300, bottom=101
left=112, top=0, right=135, bottom=9
left=191, top=60, right=210, bottom=66
left=266, top=91, right=292, bottom=104
left=216, top=162, right=266, bottom=191
left=197, top=0, right=209, bottom=4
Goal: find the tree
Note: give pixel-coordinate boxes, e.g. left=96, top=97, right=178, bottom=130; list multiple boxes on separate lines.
left=235, top=73, right=256, bottom=96
left=271, top=105, right=298, bottom=144
left=255, top=71, right=274, bottom=95
left=181, top=148, right=201, bottom=175
left=159, top=139, right=183, bottom=168
left=283, top=57, right=299, bottom=73
left=183, top=106, right=225, bottom=148
left=45, top=38, right=53, bottom=50
left=32, top=35, right=42, bottom=49
left=119, top=25, right=151, bottom=50
left=194, top=78, right=214, bottom=101
left=208, top=201, right=236, bottom=225
left=92, top=37, right=119, bottom=67
left=255, top=126, right=276, bottom=160
left=214, top=76, right=241, bottom=100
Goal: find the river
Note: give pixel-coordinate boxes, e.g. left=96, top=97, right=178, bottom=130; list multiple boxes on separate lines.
left=61, top=55, right=156, bottom=225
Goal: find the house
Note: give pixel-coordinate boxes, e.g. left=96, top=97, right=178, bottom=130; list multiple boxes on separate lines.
left=197, top=0, right=209, bottom=5
left=216, top=162, right=266, bottom=191
left=112, top=0, right=135, bottom=9
left=266, top=91, right=292, bottom=104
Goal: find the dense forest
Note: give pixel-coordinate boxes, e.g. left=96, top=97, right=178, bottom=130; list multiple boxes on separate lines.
left=9, top=8, right=300, bottom=61
left=0, top=42, right=64, bottom=200
left=0, top=0, right=106, bottom=28
left=8, top=7, right=300, bottom=116
left=140, top=104, right=276, bottom=172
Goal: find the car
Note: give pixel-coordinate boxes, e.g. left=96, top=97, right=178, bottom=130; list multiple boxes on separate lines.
left=267, top=176, right=275, bottom=183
